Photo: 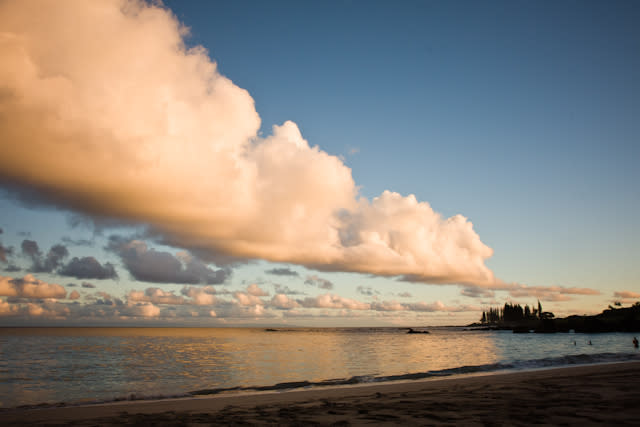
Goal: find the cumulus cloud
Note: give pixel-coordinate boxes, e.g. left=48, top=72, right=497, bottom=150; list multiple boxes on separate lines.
left=0, top=0, right=496, bottom=288
left=246, top=283, right=269, bottom=296
left=21, top=240, right=69, bottom=273
left=92, top=291, right=124, bottom=307
left=17, top=239, right=116, bottom=279
left=128, top=287, right=185, bottom=305
left=233, top=291, right=265, bottom=307
left=300, top=294, right=370, bottom=310
left=305, top=275, right=334, bottom=290
left=0, top=274, right=66, bottom=299
left=125, top=302, right=161, bottom=318
left=0, top=299, right=70, bottom=318
left=180, top=286, right=217, bottom=305
left=270, top=294, right=300, bottom=310
left=108, top=238, right=229, bottom=284
left=81, top=282, right=96, bottom=289
left=0, top=299, right=19, bottom=316
left=265, top=267, right=299, bottom=276
left=68, top=290, right=81, bottom=300
left=58, top=256, right=118, bottom=280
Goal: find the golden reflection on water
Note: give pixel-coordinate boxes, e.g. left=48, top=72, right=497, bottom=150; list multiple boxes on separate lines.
left=2, top=326, right=637, bottom=408
left=0, top=327, right=506, bottom=407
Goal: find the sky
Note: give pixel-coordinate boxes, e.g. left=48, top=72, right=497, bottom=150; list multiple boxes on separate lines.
left=0, top=0, right=638, bottom=326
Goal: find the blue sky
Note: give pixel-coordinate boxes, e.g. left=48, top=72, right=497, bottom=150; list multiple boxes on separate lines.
left=0, top=0, right=638, bottom=325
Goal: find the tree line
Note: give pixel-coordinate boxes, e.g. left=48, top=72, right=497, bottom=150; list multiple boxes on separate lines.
left=480, top=301, right=554, bottom=324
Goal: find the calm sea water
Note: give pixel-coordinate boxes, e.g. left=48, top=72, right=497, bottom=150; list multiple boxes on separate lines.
left=1, top=327, right=639, bottom=408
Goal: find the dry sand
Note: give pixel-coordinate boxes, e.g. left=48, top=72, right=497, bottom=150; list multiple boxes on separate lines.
left=3, top=361, right=640, bottom=426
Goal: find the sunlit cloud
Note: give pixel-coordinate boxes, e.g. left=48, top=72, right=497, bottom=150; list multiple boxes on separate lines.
left=614, top=291, right=640, bottom=299
left=613, top=291, right=640, bottom=304
left=128, top=287, right=186, bottom=305
left=0, top=274, right=66, bottom=299
left=180, top=286, right=217, bottom=306
left=270, top=294, right=300, bottom=310
left=0, top=0, right=496, bottom=288
left=508, top=284, right=600, bottom=301
left=246, top=283, right=269, bottom=297
left=299, top=294, right=371, bottom=310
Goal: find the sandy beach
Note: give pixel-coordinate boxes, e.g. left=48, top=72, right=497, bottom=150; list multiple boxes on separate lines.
left=3, top=361, right=640, bottom=426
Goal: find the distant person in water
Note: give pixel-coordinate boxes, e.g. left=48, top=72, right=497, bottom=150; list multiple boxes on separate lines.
left=634, top=337, right=639, bottom=348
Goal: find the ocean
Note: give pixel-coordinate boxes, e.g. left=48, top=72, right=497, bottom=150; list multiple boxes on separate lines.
left=1, top=327, right=639, bottom=409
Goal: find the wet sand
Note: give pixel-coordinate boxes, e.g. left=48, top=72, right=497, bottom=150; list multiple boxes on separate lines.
left=3, top=361, right=640, bottom=425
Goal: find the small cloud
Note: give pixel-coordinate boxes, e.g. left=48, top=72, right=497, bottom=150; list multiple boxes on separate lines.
left=461, top=286, right=495, bottom=299
left=305, top=275, right=334, bottom=290
left=247, top=283, right=269, bottom=296
left=81, top=282, right=96, bottom=288
left=265, top=267, right=299, bottom=276
left=270, top=294, right=300, bottom=310
left=508, top=284, right=600, bottom=301
left=68, top=290, right=80, bottom=300
left=300, top=294, right=369, bottom=310
left=614, top=291, right=640, bottom=299
left=356, top=286, right=378, bottom=296
left=397, top=292, right=412, bottom=298
left=613, top=291, right=640, bottom=304
left=0, top=244, right=12, bottom=263
left=61, top=236, right=94, bottom=247
left=347, top=146, right=360, bottom=156
left=181, top=286, right=217, bottom=306
left=128, top=287, right=185, bottom=305
left=125, top=302, right=160, bottom=318
left=233, top=291, right=265, bottom=307
left=273, top=284, right=305, bottom=295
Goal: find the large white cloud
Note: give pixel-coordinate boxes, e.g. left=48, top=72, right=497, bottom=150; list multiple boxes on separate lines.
left=0, top=0, right=496, bottom=287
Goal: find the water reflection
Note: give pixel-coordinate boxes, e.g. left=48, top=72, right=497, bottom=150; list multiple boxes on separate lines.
left=0, top=327, right=637, bottom=408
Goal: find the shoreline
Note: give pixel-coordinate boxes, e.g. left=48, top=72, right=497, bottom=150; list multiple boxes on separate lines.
left=3, top=361, right=640, bottom=425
